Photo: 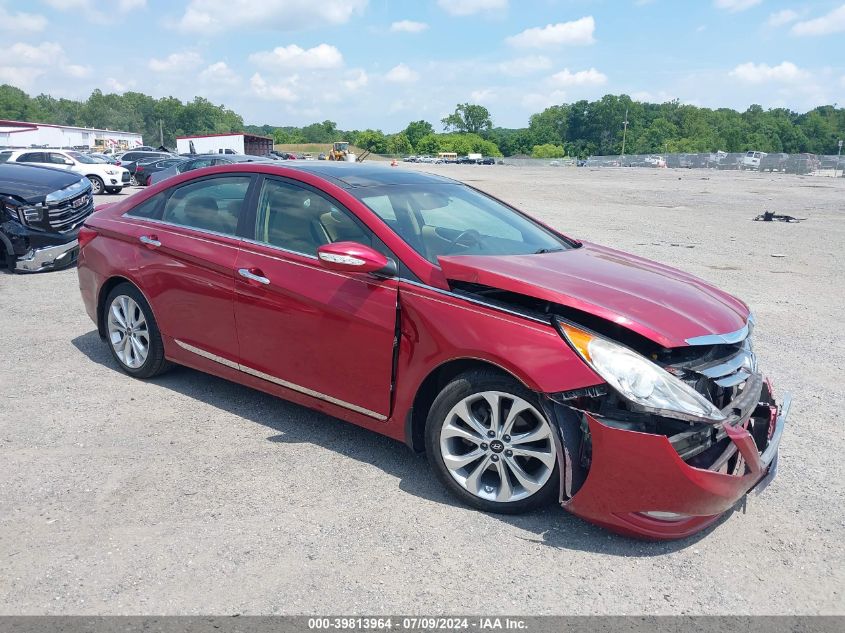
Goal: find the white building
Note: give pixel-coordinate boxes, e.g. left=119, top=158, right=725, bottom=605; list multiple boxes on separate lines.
left=0, top=119, right=143, bottom=151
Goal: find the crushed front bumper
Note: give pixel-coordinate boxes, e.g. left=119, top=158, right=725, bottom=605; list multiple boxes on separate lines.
left=15, top=239, right=79, bottom=272
left=547, top=386, right=790, bottom=540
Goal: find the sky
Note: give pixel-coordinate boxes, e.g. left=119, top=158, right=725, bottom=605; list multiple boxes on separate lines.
left=0, top=0, right=840, bottom=132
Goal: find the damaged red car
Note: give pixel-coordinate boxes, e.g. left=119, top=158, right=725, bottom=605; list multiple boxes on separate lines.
left=76, top=163, right=789, bottom=539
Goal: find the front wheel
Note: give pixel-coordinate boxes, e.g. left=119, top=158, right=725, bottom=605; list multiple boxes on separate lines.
left=426, top=370, right=559, bottom=514
left=129, top=175, right=138, bottom=186
left=88, top=176, right=104, bottom=195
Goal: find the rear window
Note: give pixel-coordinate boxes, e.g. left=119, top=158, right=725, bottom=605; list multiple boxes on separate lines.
left=0, top=151, right=11, bottom=163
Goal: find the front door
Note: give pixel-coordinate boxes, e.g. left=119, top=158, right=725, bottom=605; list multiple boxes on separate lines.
left=233, top=176, right=398, bottom=420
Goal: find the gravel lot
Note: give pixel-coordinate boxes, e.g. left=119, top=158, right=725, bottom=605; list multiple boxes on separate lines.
left=1, top=166, right=842, bottom=615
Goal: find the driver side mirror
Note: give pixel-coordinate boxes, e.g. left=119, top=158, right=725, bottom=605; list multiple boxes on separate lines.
left=317, top=241, right=397, bottom=277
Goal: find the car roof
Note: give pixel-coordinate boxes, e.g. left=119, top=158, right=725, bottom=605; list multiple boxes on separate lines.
left=275, top=162, right=459, bottom=188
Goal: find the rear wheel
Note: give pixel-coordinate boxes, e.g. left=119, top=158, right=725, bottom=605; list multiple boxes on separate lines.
left=129, top=175, right=138, bottom=186
left=104, top=283, right=171, bottom=378
left=426, top=370, right=559, bottom=514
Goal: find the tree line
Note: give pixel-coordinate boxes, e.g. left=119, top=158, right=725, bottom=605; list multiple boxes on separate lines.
left=1, top=84, right=842, bottom=158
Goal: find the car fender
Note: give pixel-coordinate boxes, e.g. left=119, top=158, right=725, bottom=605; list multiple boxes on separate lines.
left=392, top=281, right=603, bottom=445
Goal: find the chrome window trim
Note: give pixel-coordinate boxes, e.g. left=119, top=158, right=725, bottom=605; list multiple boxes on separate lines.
left=174, top=339, right=387, bottom=421
left=239, top=236, right=319, bottom=260
left=124, top=215, right=242, bottom=242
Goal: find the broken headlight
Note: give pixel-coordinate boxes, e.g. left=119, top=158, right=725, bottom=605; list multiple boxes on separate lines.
left=558, top=321, right=726, bottom=423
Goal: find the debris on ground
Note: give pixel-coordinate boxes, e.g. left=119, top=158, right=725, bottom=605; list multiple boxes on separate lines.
left=753, top=211, right=805, bottom=223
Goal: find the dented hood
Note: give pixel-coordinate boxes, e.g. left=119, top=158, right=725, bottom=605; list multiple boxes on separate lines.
left=438, top=242, right=749, bottom=348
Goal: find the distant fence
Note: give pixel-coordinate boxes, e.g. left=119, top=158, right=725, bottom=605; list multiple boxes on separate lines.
left=560, top=152, right=843, bottom=177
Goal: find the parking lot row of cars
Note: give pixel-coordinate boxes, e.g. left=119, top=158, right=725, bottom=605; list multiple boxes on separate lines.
left=586, top=151, right=836, bottom=174
left=403, top=155, right=499, bottom=165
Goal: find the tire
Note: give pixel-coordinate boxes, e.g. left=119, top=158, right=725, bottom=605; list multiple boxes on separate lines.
left=129, top=175, right=138, bottom=187
left=425, top=370, right=559, bottom=514
left=88, top=175, right=104, bottom=195
left=103, top=282, right=172, bottom=379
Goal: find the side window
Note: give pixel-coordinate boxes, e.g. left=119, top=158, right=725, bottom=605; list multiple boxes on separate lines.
left=0, top=152, right=11, bottom=163
left=254, top=179, right=376, bottom=256
left=17, top=152, right=44, bottom=163
left=161, top=176, right=251, bottom=235
left=48, top=153, right=71, bottom=165
left=126, top=191, right=167, bottom=220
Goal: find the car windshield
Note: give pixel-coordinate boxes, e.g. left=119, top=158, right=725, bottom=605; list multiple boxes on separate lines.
left=353, top=184, right=570, bottom=264
left=67, top=151, right=98, bottom=164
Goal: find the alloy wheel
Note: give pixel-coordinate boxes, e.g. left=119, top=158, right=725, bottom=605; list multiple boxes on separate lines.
left=107, top=295, right=150, bottom=369
left=439, top=391, right=556, bottom=503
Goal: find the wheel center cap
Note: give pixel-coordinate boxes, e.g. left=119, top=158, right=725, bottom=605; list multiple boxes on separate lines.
left=489, top=439, right=505, bottom=453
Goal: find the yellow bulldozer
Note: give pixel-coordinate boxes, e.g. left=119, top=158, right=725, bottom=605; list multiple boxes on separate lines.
left=326, top=141, right=370, bottom=162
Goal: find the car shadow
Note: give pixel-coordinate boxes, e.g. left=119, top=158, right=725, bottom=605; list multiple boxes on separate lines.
left=71, top=329, right=730, bottom=555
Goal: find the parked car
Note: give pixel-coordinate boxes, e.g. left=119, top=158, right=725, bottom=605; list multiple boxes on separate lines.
left=717, top=154, right=743, bottom=170
left=0, top=163, right=93, bottom=271
left=478, top=157, right=496, bottom=165
left=134, top=157, right=188, bottom=186
left=0, top=149, right=129, bottom=194
left=740, top=151, right=767, bottom=170
left=149, top=154, right=274, bottom=185
left=645, top=155, right=667, bottom=168
left=76, top=161, right=787, bottom=539
left=403, top=155, right=417, bottom=163
left=759, top=153, right=788, bottom=172
left=89, top=153, right=120, bottom=165
left=457, top=156, right=477, bottom=165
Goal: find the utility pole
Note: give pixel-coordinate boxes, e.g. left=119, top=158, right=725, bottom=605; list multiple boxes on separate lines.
left=621, top=108, right=629, bottom=165
left=836, top=139, right=843, bottom=178
left=159, top=119, right=164, bottom=147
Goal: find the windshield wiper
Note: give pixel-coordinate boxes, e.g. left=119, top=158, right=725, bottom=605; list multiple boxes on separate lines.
left=533, top=248, right=564, bottom=254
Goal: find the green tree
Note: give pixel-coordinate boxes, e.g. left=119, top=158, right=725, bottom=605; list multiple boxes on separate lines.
left=532, top=143, right=567, bottom=158
left=354, top=129, right=388, bottom=153
left=404, top=120, right=434, bottom=149
left=441, top=103, right=493, bottom=135
left=387, top=132, right=413, bottom=155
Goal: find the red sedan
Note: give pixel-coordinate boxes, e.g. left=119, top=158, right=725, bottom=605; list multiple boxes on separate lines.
left=76, top=163, right=788, bottom=539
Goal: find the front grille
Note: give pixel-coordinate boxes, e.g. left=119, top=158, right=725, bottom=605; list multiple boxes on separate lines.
left=666, top=339, right=756, bottom=410
left=121, top=172, right=130, bottom=183
left=47, top=191, right=94, bottom=232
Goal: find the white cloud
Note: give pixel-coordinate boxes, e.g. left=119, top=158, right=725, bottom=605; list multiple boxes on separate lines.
left=713, top=0, right=762, bottom=12
left=0, top=42, right=90, bottom=90
left=470, top=88, right=496, bottom=103
left=766, top=9, right=799, bottom=27
left=506, top=16, right=596, bottom=47
left=175, top=0, right=367, bottom=33
left=521, top=89, right=567, bottom=111
left=2, top=41, right=62, bottom=65
left=437, top=0, right=507, bottom=16
left=42, top=0, right=144, bottom=23
left=249, top=44, right=343, bottom=70
left=148, top=51, right=203, bottom=73
left=497, top=55, right=552, bottom=76
left=250, top=72, right=299, bottom=102
left=791, top=4, right=845, bottom=36
left=548, top=67, right=607, bottom=87
left=729, top=61, right=808, bottom=83
left=343, top=69, right=369, bottom=91
left=199, top=62, right=240, bottom=86
left=104, top=78, right=136, bottom=93
left=384, top=63, right=419, bottom=83
left=64, top=64, right=92, bottom=78
left=0, top=6, right=47, bottom=32
left=390, top=20, right=428, bottom=33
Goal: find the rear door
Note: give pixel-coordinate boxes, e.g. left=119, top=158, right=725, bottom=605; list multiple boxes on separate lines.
left=130, top=174, right=256, bottom=365
left=233, top=175, right=399, bottom=420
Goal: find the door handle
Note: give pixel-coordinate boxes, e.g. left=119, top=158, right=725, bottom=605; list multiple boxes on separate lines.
left=238, top=268, right=270, bottom=285
left=139, top=235, right=161, bottom=248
